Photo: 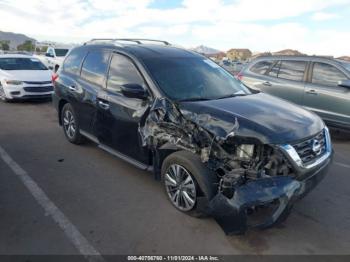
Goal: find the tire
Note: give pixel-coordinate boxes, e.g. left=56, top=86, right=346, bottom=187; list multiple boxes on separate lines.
left=161, top=150, right=218, bottom=217
left=61, top=103, right=85, bottom=144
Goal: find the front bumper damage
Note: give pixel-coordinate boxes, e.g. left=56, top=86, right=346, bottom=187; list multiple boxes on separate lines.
left=207, top=154, right=332, bottom=235
left=139, top=97, right=333, bottom=235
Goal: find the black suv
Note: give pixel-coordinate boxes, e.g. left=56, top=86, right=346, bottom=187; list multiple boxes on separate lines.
left=53, top=39, right=333, bottom=234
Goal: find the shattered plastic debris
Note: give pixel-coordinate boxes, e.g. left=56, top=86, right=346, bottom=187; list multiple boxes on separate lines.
left=138, top=97, right=240, bottom=164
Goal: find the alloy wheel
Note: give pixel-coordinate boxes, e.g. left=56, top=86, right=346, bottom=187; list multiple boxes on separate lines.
left=63, top=110, right=76, bottom=139
left=164, top=164, right=197, bottom=211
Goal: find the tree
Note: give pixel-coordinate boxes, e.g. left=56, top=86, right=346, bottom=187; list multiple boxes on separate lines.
left=0, top=40, right=10, bottom=51
left=17, top=40, right=35, bottom=52
left=41, top=46, right=48, bottom=52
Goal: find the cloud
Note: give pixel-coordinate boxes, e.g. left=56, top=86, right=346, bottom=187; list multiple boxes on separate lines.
left=0, top=0, right=349, bottom=56
left=311, top=12, right=340, bottom=21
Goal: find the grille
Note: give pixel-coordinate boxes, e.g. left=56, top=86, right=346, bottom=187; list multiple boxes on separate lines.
left=293, top=130, right=326, bottom=165
left=23, top=81, right=52, bottom=85
left=23, top=86, right=53, bottom=93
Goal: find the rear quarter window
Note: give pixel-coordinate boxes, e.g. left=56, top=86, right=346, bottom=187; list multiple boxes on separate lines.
left=63, top=48, right=87, bottom=75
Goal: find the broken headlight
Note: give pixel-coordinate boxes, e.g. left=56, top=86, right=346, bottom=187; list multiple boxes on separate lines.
left=235, top=144, right=255, bottom=160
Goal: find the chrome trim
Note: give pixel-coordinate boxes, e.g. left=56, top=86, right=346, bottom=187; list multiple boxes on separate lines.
left=280, top=127, right=332, bottom=170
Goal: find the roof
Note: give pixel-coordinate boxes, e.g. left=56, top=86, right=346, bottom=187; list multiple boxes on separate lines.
left=252, top=55, right=337, bottom=61
left=78, top=42, right=201, bottom=60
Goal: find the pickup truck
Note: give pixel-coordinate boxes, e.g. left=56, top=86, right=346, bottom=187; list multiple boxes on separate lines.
left=42, top=46, right=70, bottom=72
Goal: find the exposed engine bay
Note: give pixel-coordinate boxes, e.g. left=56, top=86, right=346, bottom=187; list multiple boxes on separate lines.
left=138, top=97, right=330, bottom=234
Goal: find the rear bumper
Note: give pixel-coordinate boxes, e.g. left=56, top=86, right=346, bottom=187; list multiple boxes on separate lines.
left=207, top=150, right=333, bottom=235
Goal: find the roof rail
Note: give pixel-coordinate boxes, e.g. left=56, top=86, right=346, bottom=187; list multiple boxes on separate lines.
left=84, top=38, right=171, bottom=46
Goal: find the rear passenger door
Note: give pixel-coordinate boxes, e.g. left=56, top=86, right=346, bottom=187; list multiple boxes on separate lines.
left=303, top=62, right=350, bottom=126
left=94, top=53, right=150, bottom=164
left=262, top=60, right=307, bottom=105
left=75, top=49, right=110, bottom=133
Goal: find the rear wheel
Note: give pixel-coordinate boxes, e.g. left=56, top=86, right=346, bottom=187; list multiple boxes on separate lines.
left=161, top=150, right=217, bottom=217
left=61, top=103, right=85, bottom=144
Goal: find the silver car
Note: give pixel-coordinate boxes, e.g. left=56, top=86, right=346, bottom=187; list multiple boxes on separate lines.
left=239, top=56, right=350, bottom=129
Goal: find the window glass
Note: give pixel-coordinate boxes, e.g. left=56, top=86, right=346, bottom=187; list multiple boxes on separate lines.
left=268, top=61, right=281, bottom=77
left=278, top=60, right=306, bottom=81
left=312, top=62, right=347, bottom=86
left=250, top=60, right=273, bottom=75
left=55, top=48, right=69, bottom=57
left=107, top=54, right=145, bottom=92
left=143, top=57, right=250, bottom=101
left=340, top=61, right=350, bottom=72
left=81, top=50, right=110, bottom=86
left=63, top=48, right=87, bottom=75
left=0, top=58, right=47, bottom=70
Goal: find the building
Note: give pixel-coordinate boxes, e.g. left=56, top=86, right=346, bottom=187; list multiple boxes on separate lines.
left=337, top=56, right=350, bottom=62
left=226, top=48, right=252, bottom=61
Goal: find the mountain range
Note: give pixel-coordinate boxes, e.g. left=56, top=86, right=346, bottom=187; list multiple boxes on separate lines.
left=0, top=31, right=36, bottom=49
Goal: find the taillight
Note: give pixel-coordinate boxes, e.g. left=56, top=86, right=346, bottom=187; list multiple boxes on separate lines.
left=52, top=73, right=59, bottom=84
left=236, top=72, right=243, bottom=81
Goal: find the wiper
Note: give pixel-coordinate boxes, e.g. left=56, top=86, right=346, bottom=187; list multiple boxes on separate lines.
left=178, top=97, right=212, bottom=102
left=215, top=93, right=247, bottom=100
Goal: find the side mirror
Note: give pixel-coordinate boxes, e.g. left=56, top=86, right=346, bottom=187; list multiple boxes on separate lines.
left=338, top=80, right=350, bottom=88
left=120, top=83, right=148, bottom=99
left=45, top=53, right=54, bottom=57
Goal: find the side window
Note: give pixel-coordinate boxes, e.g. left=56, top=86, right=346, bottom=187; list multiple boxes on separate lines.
left=63, top=48, right=87, bottom=75
left=312, top=62, right=347, bottom=87
left=250, top=60, right=273, bottom=75
left=277, top=60, right=306, bottom=81
left=268, top=61, right=281, bottom=77
left=81, top=50, right=110, bottom=86
left=107, top=54, right=145, bottom=93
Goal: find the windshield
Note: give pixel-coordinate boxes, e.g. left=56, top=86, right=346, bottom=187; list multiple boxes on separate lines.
left=55, top=49, right=69, bottom=57
left=143, top=57, right=250, bottom=101
left=0, top=57, right=48, bottom=70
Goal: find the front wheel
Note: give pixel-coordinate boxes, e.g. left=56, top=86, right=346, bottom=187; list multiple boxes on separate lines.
left=161, top=150, right=217, bottom=217
left=61, top=103, right=85, bottom=144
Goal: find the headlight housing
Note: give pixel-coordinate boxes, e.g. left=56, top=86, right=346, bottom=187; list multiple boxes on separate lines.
left=5, top=80, right=23, bottom=85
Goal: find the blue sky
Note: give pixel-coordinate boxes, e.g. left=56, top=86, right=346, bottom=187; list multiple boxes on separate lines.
left=0, top=0, right=349, bottom=56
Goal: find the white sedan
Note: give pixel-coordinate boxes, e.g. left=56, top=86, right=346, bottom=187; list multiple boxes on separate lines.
left=0, top=54, right=54, bottom=101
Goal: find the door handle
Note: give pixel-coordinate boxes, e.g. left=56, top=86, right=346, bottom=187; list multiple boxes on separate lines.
left=306, top=89, right=318, bottom=95
left=68, top=85, right=76, bottom=92
left=262, top=81, right=272, bottom=86
left=98, top=100, right=110, bottom=110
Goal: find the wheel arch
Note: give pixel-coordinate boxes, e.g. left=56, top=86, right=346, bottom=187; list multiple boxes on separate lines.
left=58, top=99, right=68, bottom=126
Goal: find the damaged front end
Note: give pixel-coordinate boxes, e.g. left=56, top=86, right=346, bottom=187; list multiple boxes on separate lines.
left=139, top=97, right=332, bottom=235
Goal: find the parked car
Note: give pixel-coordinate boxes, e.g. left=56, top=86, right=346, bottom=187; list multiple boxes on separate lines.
left=239, top=55, right=350, bottom=130
left=53, top=39, right=332, bottom=234
left=43, top=46, right=70, bottom=72
left=0, top=54, right=54, bottom=101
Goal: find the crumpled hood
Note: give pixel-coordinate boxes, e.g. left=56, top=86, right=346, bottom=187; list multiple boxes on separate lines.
left=0, top=70, right=52, bottom=82
left=178, top=93, right=324, bottom=144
